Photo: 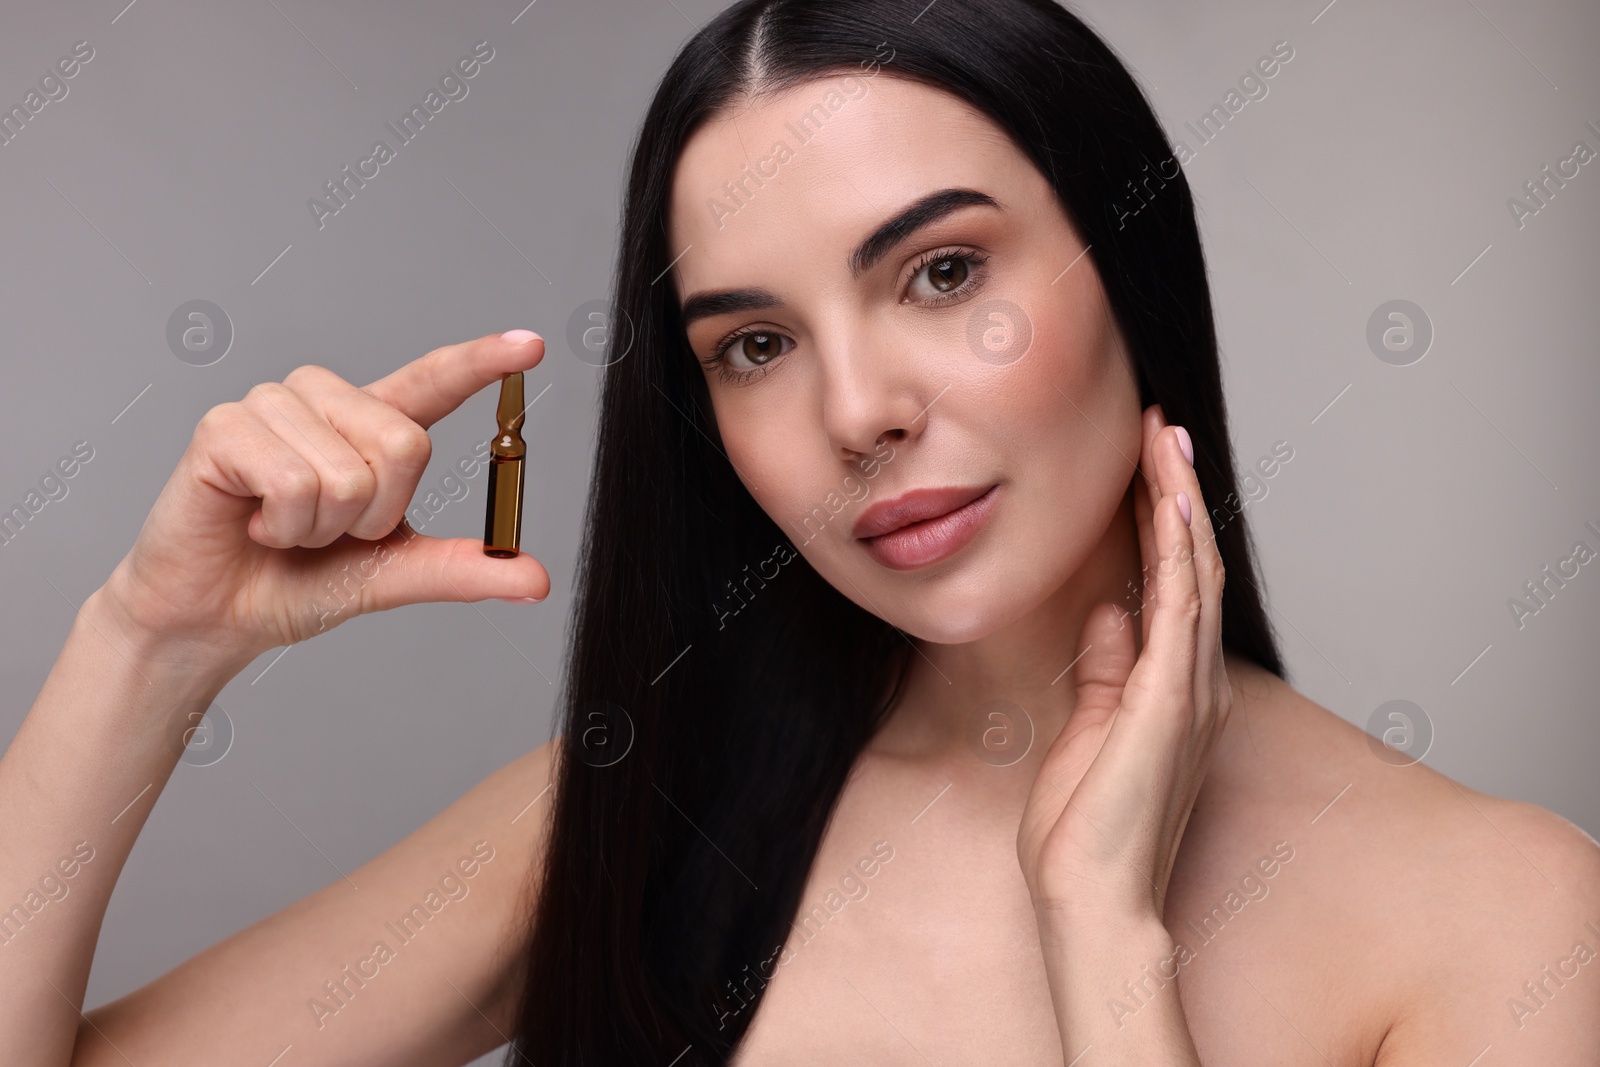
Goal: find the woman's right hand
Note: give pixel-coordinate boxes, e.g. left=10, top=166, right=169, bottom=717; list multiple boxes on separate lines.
left=99, top=330, right=551, bottom=667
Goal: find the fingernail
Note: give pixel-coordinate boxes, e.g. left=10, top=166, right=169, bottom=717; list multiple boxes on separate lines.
left=1177, top=491, right=1192, bottom=525
left=496, top=596, right=543, bottom=603
left=500, top=329, right=539, bottom=344
left=1174, top=425, right=1194, bottom=466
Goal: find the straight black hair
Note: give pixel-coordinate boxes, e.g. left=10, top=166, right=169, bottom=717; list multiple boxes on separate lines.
left=506, top=0, right=1285, bottom=1062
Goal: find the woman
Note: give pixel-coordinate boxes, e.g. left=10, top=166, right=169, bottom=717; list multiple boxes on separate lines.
left=4, top=0, right=1596, bottom=1063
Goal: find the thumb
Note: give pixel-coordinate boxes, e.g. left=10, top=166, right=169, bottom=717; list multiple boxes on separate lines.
left=314, top=524, right=551, bottom=615
left=1068, top=602, right=1138, bottom=728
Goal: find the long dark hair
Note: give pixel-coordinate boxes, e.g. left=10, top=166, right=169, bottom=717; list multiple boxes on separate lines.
left=506, top=0, right=1285, bottom=1061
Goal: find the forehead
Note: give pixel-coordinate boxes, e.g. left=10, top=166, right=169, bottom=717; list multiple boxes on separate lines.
left=667, top=74, right=1029, bottom=298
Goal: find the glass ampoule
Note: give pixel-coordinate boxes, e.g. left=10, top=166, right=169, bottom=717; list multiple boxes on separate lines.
left=483, top=371, right=526, bottom=558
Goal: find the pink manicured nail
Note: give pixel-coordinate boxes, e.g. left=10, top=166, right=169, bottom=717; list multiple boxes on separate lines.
left=500, top=329, right=539, bottom=344
left=1177, top=491, right=1192, bottom=525
left=1174, top=426, right=1194, bottom=466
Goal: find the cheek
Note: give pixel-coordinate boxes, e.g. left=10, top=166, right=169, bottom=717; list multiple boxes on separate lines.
left=987, top=286, right=1139, bottom=470
left=718, top=414, right=833, bottom=551
left=719, top=414, right=787, bottom=509
left=979, top=288, right=1141, bottom=597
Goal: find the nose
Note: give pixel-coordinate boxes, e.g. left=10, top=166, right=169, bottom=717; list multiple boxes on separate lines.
left=816, top=316, right=935, bottom=463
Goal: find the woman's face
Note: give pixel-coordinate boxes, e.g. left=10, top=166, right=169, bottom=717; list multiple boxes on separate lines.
left=667, top=72, right=1142, bottom=644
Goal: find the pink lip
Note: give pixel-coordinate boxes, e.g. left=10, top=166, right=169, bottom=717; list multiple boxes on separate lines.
left=856, top=484, right=999, bottom=570
left=853, top=484, right=994, bottom=539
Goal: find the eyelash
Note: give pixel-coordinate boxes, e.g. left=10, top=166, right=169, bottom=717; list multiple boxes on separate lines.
left=699, top=246, right=992, bottom=386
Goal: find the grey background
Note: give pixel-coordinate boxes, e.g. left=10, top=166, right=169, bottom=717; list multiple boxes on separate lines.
left=0, top=0, right=1595, bottom=1061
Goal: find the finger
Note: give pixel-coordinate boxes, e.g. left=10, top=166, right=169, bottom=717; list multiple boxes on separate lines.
left=1156, top=422, right=1224, bottom=713
left=1132, top=468, right=1157, bottom=648
left=241, top=382, right=377, bottom=548
left=1029, top=603, right=1136, bottom=834
left=1064, top=546, right=1196, bottom=869
left=1086, top=488, right=1202, bottom=777
left=1133, top=405, right=1165, bottom=646
left=364, top=330, right=545, bottom=431
left=321, top=527, right=552, bottom=613
left=1123, top=486, right=1201, bottom=742
left=282, top=365, right=433, bottom=540
left=193, top=403, right=322, bottom=548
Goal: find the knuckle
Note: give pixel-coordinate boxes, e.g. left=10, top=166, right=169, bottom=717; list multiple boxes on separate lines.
left=382, top=421, right=432, bottom=468
left=243, top=380, right=289, bottom=410
left=283, top=363, right=336, bottom=390
left=328, top=465, right=376, bottom=506
left=193, top=402, right=238, bottom=443
left=268, top=461, right=319, bottom=501
left=1179, top=588, right=1203, bottom=624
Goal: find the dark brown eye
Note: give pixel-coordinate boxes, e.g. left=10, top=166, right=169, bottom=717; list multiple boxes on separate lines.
left=707, top=327, right=794, bottom=382
left=733, top=332, right=783, bottom=365
left=906, top=248, right=988, bottom=304
left=926, top=256, right=969, bottom=292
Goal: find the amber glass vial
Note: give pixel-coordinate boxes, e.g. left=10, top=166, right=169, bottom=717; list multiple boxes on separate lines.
left=483, top=371, right=527, bottom=558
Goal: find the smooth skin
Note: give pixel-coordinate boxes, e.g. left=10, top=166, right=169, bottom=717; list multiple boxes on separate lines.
left=1, top=72, right=1597, bottom=1067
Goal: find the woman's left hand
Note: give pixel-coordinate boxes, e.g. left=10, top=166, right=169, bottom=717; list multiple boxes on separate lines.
left=1016, top=403, right=1232, bottom=928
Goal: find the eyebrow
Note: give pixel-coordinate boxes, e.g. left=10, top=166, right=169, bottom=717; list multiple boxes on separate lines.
left=678, top=187, right=1001, bottom=331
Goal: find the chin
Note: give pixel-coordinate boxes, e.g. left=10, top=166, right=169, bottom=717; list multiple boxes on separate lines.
left=854, top=558, right=1056, bottom=645
left=895, top=608, right=1006, bottom=645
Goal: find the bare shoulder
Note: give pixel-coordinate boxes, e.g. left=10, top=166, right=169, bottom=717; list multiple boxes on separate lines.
left=76, top=736, right=561, bottom=1066
left=1208, top=656, right=1600, bottom=1063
